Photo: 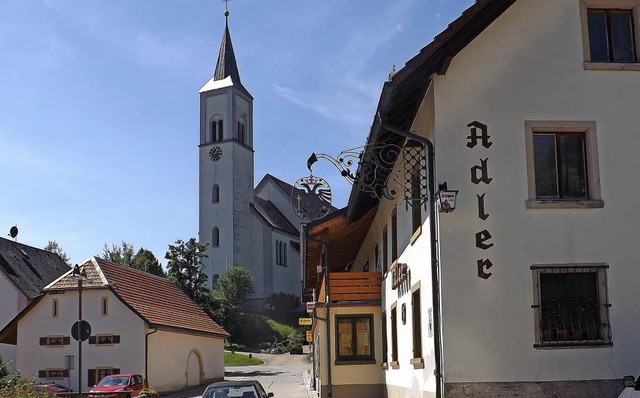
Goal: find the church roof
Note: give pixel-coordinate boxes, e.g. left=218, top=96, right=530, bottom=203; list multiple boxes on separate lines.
left=259, top=174, right=294, bottom=199
left=200, top=14, right=251, bottom=97
left=0, top=237, right=70, bottom=300
left=251, top=197, right=299, bottom=236
left=45, top=257, right=229, bottom=337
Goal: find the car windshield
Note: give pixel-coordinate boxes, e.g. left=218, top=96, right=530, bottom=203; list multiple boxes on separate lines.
left=204, top=385, right=260, bottom=398
left=97, top=376, right=129, bottom=387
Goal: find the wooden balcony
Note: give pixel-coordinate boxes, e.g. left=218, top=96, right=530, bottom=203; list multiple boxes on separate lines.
left=318, top=272, right=382, bottom=303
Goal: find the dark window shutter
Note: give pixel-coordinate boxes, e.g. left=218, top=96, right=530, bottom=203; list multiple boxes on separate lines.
left=88, top=369, right=96, bottom=387
left=89, top=335, right=96, bottom=344
left=113, top=335, right=120, bottom=344
left=63, top=337, right=70, bottom=345
left=38, top=370, right=46, bottom=378
left=39, top=337, right=46, bottom=346
left=63, top=369, right=69, bottom=377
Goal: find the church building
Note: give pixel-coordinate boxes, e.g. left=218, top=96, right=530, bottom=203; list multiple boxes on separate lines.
left=197, top=10, right=301, bottom=301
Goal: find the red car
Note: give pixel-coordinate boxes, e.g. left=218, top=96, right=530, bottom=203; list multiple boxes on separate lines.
left=33, top=382, right=71, bottom=394
left=88, top=373, right=147, bottom=398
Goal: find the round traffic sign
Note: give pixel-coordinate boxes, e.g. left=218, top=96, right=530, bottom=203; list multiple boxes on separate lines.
left=71, top=320, right=91, bottom=342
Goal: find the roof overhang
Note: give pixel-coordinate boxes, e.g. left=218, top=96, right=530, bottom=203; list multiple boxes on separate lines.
left=346, top=0, right=517, bottom=222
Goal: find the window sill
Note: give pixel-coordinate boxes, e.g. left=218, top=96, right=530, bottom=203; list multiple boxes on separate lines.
left=409, top=226, right=422, bottom=246
left=534, top=341, right=612, bottom=349
left=526, top=199, right=604, bottom=209
left=390, top=361, right=400, bottom=369
left=410, top=357, right=424, bottom=369
left=335, top=359, right=376, bottom=366
left=584, top=62, right=640, bottom=71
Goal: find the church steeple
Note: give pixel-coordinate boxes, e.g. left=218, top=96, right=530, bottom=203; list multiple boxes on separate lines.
left=211, top=10, right=249, bottom=95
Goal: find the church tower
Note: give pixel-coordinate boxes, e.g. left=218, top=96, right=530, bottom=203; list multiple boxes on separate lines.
left=198, top=10, right=254, bottom=289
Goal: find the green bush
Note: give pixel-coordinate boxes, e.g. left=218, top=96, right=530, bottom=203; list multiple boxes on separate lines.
left=139, top=388, right=159, bottom=398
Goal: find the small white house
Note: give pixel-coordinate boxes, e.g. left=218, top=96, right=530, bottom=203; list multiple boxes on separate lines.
left=0, top=257, right=229, bottom=393
left=0, top=237, right=69, bottom=371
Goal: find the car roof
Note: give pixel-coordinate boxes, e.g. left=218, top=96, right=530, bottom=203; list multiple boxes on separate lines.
left=106, top=374, right=140, bottom=377
left=206, top=380, right=260, bottom=387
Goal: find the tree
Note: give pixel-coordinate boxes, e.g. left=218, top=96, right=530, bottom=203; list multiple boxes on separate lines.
left=208, top=266, right=254, bottom=338
left=44, top=240, right=70, bottom=265
left=102, top=241, right=135, bottom=267
left=0, top=355, right=51, bottom=397
left=165, top=238, right=209, bottom=305
left=131, top=248, right=165, bottom=277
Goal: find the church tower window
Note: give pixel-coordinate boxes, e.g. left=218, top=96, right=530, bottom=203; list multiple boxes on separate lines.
left=237, top=120, right=246, bottom=145
left=212, top=227, right=220, bottom=247
left=212, top=185, right=220, bottom=203
left=217, top=120, right=223, bottom=141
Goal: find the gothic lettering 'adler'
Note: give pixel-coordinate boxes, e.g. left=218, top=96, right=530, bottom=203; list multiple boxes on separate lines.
left=466, top=121, right=494, bottom=279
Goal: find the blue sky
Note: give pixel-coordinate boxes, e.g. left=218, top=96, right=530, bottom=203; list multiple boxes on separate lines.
left=0, top=0, right=474, bottom=265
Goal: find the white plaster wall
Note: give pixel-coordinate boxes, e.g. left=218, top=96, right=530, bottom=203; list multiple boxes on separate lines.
left=199, top=87, right=255, bottom=290
left=17, top=289, right=145, bottom=391
left=147, top=330, right=224, bottom=393
left=0, top=271, right=22, bottom=371
left=314, top=306, right=384, bottom=388
left=429, top=0, right=640, bottom=383
left=271, top=231, right=301, bottom=298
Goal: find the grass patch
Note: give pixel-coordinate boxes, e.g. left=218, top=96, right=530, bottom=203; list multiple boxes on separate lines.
left=266, top=319, right=297, bottom=340
left=224, top=351, right=264, bottom=366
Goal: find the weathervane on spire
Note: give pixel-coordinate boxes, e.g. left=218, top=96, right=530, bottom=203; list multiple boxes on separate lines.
left=222, top=0, right=230, bottom=16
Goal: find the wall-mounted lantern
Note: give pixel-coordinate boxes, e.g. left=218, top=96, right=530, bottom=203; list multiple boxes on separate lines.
left=436, top=182, right=459, bottom=213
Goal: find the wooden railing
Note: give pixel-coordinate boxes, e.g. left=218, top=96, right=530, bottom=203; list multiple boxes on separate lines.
left=318, top=272, right=382, bottom=302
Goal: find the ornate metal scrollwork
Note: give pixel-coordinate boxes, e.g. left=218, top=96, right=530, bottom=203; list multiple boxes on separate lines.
left=305, top=139, right=428, bottom=209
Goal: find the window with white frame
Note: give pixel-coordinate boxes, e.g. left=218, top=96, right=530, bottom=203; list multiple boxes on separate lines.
left=525, top=121, right=603, bottom=208
left=531, top=263, right=611, bottom=347
left=580, top=0, right=640, bottom=68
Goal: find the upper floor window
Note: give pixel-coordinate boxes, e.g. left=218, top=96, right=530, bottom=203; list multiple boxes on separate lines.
left=237, top=120, right=247, bottom=145
left=382, top=227, right=389, bottom=274
left=212, top=184, right=220, bottom=203
left=101, top=297, right=108, bottom=317
left=531, top=263, right=611, bottom=347
left=412, top=289, right=423, bottom=362
left=581, top=1, right=640, bottom=69
left=335, top=315, right=374, bottom=363
left=212, top=227, right=220, bottom=247
left=391, top=210, right=398, bottom=263
left=207, top=118, right=223, bottom=144
left=275, top=240, right=287, bottom=266
left=52, top=298, right=59, bottom=318
left=525, top=121, right=603, bottom=209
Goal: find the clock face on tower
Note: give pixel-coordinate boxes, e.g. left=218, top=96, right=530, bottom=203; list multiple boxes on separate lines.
left=209, top=146, right=223, bottom=162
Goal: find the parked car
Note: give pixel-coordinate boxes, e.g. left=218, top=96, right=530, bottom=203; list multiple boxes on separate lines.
left=33, top=381, right=71, bottom=394
left=88, top=373, right=146, bottom=398
left=619, top=374, right=640, bottom=397
left=202, top=380, right=274, bottom=398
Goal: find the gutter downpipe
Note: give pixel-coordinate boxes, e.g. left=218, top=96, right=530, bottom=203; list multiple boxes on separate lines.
left=145, top=327, right=158, bottom=386
left=322, top=235, right=332, bottom=398
left=379, top=116, right=443, bottom=398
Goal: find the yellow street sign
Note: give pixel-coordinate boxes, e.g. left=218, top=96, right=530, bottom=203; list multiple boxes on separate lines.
left=298, top=317, right=312, bottom=326
left=306, top=330, right=313, bottom=343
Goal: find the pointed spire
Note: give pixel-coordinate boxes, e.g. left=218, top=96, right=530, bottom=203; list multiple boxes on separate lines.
left=214, top=9, right=242, bottom=84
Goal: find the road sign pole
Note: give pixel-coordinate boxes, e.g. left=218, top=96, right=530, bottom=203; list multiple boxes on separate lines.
left=78, top=278, right=82, bottom=398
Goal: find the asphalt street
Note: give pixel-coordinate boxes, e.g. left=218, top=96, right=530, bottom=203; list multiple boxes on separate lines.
left=160, top=352, right=313, bottom=398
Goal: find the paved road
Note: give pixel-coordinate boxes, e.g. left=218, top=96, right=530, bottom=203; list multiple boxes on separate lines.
left=161, top=352, right=313, bottom=398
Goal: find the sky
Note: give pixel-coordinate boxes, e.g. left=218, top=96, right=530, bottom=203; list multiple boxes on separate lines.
left=0, top=0, right=474, bottom=266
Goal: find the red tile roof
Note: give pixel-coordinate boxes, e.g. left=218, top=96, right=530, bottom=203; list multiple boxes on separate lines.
left=47, top=257, right=228, bottom=337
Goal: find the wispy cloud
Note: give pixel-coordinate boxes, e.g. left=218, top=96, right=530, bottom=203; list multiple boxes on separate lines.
left=273, top=0, right=413, bottom=132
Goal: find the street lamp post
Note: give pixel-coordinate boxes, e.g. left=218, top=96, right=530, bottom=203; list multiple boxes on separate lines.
left=71, top=265, right=88, bottom=398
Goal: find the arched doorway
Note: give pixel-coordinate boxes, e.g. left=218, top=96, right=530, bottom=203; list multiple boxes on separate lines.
left=185, top=349, right=204, bottom=387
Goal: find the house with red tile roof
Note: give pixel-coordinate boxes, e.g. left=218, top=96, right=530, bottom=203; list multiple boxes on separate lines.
left=0, top=256, right=228, bottom=394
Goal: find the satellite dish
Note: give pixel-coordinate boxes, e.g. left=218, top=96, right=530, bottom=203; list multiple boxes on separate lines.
left=9, top=225, right=18, bottom=239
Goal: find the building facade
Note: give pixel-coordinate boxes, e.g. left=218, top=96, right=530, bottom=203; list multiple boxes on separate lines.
left=198, top=12, right=302, bottom=300
left=0, top=257, right=228, bottom=393
left=302, top=0, right=640, bottom=397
